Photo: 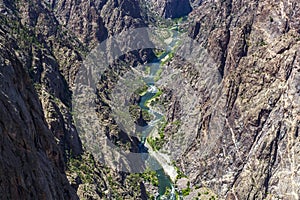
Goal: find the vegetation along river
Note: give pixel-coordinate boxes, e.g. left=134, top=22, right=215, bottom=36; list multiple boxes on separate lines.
left=137, top=22, right=182, bottom=200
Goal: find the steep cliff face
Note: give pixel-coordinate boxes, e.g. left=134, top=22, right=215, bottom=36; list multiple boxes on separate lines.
left=0, top=11, right=78, bottom=200
left=48, top=0, right=146, bottom=46
left=160, top=0, right=300, bottom=199
left=13, top=0, right=85, bottom=158
left=146, top=0, right=192, bottom=19
left=0, top=0, right=152, bottom=199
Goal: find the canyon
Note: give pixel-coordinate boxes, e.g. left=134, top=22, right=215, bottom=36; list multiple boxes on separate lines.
left=0, top=0, right=300, bottom=199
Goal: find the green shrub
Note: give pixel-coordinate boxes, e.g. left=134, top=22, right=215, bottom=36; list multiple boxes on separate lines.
left=182, top=187, right=190, bottom=196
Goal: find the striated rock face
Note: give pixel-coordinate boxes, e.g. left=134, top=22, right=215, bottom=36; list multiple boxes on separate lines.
left=147, top=0, right=192, bottom=19
left=190, top=0, right=203, bottom=8
left=0, top=0, right=152, bottom=199
left=0, top=19, right=78, bottom=200
left=49, top=0, right=146, bottom=46
left=160, top=0, right=300, bottom=199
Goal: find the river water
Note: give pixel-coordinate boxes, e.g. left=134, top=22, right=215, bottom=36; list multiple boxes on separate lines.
left=137, top=26, right=181, bottom=200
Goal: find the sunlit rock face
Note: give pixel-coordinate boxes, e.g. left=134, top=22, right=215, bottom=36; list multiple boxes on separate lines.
left=159, top=0, right=300, bottom=199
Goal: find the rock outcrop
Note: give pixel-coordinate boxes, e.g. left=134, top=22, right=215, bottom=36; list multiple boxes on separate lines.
left=0, top=14, right=78, bottom=200
left=159, top=0, right=300, bottom=199
left=0, top=0, right=153, bottom=199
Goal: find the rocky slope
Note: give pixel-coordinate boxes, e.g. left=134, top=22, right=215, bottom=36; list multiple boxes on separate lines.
left=158, top=0, right=300, bottom=199
left=0, top=0, right=154, bottom=199
left=0, top=8, right=78, bottom=199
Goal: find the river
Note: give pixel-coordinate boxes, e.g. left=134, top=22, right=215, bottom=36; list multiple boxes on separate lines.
left=137, top=23, right=182, bottom=200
